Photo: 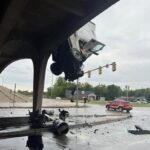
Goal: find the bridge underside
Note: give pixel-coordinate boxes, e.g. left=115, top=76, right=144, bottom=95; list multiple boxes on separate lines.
left=0, top=0, right=119, bottom=113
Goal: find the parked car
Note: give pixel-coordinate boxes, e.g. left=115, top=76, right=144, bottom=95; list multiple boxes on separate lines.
left=106, top=99, right=132, bottom=113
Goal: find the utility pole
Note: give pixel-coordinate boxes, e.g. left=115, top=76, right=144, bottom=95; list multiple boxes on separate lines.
left=76, top=78, right=79, bottom=107
left=126, top=85, right=129, bottom=101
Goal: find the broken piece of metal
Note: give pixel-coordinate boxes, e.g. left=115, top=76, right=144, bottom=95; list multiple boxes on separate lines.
left=59, top=109, right=69, bottom=121
left=128, top=125, right=150, bottom=135
left=52, top=120, right=69, bottom=135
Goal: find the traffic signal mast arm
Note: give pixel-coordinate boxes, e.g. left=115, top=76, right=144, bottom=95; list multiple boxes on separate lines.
left=84, top=62, right=116, bottom=78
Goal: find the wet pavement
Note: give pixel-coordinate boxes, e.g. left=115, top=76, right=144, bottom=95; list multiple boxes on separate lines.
left=0, top=105, right=150, bottom=150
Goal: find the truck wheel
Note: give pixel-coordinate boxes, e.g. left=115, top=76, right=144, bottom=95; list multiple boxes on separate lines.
left=50, top=63, right=63, bottom=75
left=118, top=107, right=123, bottom=112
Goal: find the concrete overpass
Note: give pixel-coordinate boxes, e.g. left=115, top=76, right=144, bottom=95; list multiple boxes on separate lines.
left=0, top=0, right=119, bottom=116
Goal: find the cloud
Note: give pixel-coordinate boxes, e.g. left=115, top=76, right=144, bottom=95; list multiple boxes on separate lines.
left=84, top=0, right=150, bottom=89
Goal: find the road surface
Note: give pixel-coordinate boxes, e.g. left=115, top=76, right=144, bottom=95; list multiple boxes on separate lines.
left=0, top=105, right=150, bottom=150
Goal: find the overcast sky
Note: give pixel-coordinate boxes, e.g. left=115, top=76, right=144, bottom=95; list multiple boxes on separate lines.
left=1, top=0, right=150, bottom=91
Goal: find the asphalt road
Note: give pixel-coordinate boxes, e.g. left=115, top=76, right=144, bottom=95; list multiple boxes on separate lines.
left=0, top=105, right=150, bottom=150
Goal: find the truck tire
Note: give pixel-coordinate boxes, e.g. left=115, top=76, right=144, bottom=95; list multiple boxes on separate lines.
left=50, top=63, right=63, bottom=75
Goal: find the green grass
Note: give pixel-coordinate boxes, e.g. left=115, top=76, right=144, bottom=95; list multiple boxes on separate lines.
left=89, top=100, right=150, bottom=107
left=88, top=100, right=106, bottom=105
left=131, top=102, right=150, bottom=107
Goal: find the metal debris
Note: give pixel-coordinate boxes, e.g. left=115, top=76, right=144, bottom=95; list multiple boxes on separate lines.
left=94, top=129, right=98, bottom=133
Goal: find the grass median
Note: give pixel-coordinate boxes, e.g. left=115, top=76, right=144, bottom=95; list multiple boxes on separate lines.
left=88, top=100, right=150, bottom=107
left=88, top=100, right=106, bottom=106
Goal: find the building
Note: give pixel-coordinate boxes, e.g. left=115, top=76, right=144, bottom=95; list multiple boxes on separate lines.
left=65, top=90, right=96, bottom=100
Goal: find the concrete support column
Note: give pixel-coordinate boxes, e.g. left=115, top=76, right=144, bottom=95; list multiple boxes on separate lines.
left=32, top=55, right=49, bottom=113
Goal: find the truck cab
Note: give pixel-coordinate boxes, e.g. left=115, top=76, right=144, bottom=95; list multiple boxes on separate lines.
left=50, top=22, right=105, bottom=81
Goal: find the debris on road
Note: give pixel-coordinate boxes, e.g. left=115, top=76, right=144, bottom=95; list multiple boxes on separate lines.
left=59, top=109, right=69, bottom=121
left=94, top=129, right=98, bottom=133
left=128, top=125, right=150, bottom=135
left=70, top=131, right=75, bottom=134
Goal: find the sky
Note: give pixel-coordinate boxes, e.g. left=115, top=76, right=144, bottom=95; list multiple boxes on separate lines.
left=1, top=0, right=150, bottom=91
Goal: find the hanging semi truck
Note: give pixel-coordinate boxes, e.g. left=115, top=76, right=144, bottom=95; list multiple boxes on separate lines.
left=50, top=21, right=105, bottom=81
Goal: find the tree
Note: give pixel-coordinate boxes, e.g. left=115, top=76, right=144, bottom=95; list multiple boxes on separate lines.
left=93, top=85, right=107, bottom=98
left=144, top=88, right=150, bottom=102
left=66, top=82, right=76, bottom=90
left=46, top=77, right=150, bottom=102
left=51, top=77, right=66, bottom=98
left=52, top=86, right=65, bottom=98
left=80, top=82, right=93, bottom=91
left=55, top=77, right=66, bottom=86
left=17, top=90, right=33, bottom=96
left=106, top=84, right=122, bottom=100
left=46, top=87, right=52, bottom=98
left=47, top=77, right=76, bottom=98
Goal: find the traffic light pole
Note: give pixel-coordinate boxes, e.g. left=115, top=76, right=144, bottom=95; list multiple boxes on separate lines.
left=76, top=78, right=79, bottom=107
left=126, top=85, right=129, bottom=101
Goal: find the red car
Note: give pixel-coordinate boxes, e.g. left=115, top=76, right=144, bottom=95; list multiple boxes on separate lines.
left=106, top=99, right=132, bottom=113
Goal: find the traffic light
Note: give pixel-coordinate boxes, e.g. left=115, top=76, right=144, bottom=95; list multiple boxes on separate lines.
left=88, top=71, right=91, bottom=78
left=112, top=62, right=116, bottom=72
left=98, top=67, right=102, bottom=74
